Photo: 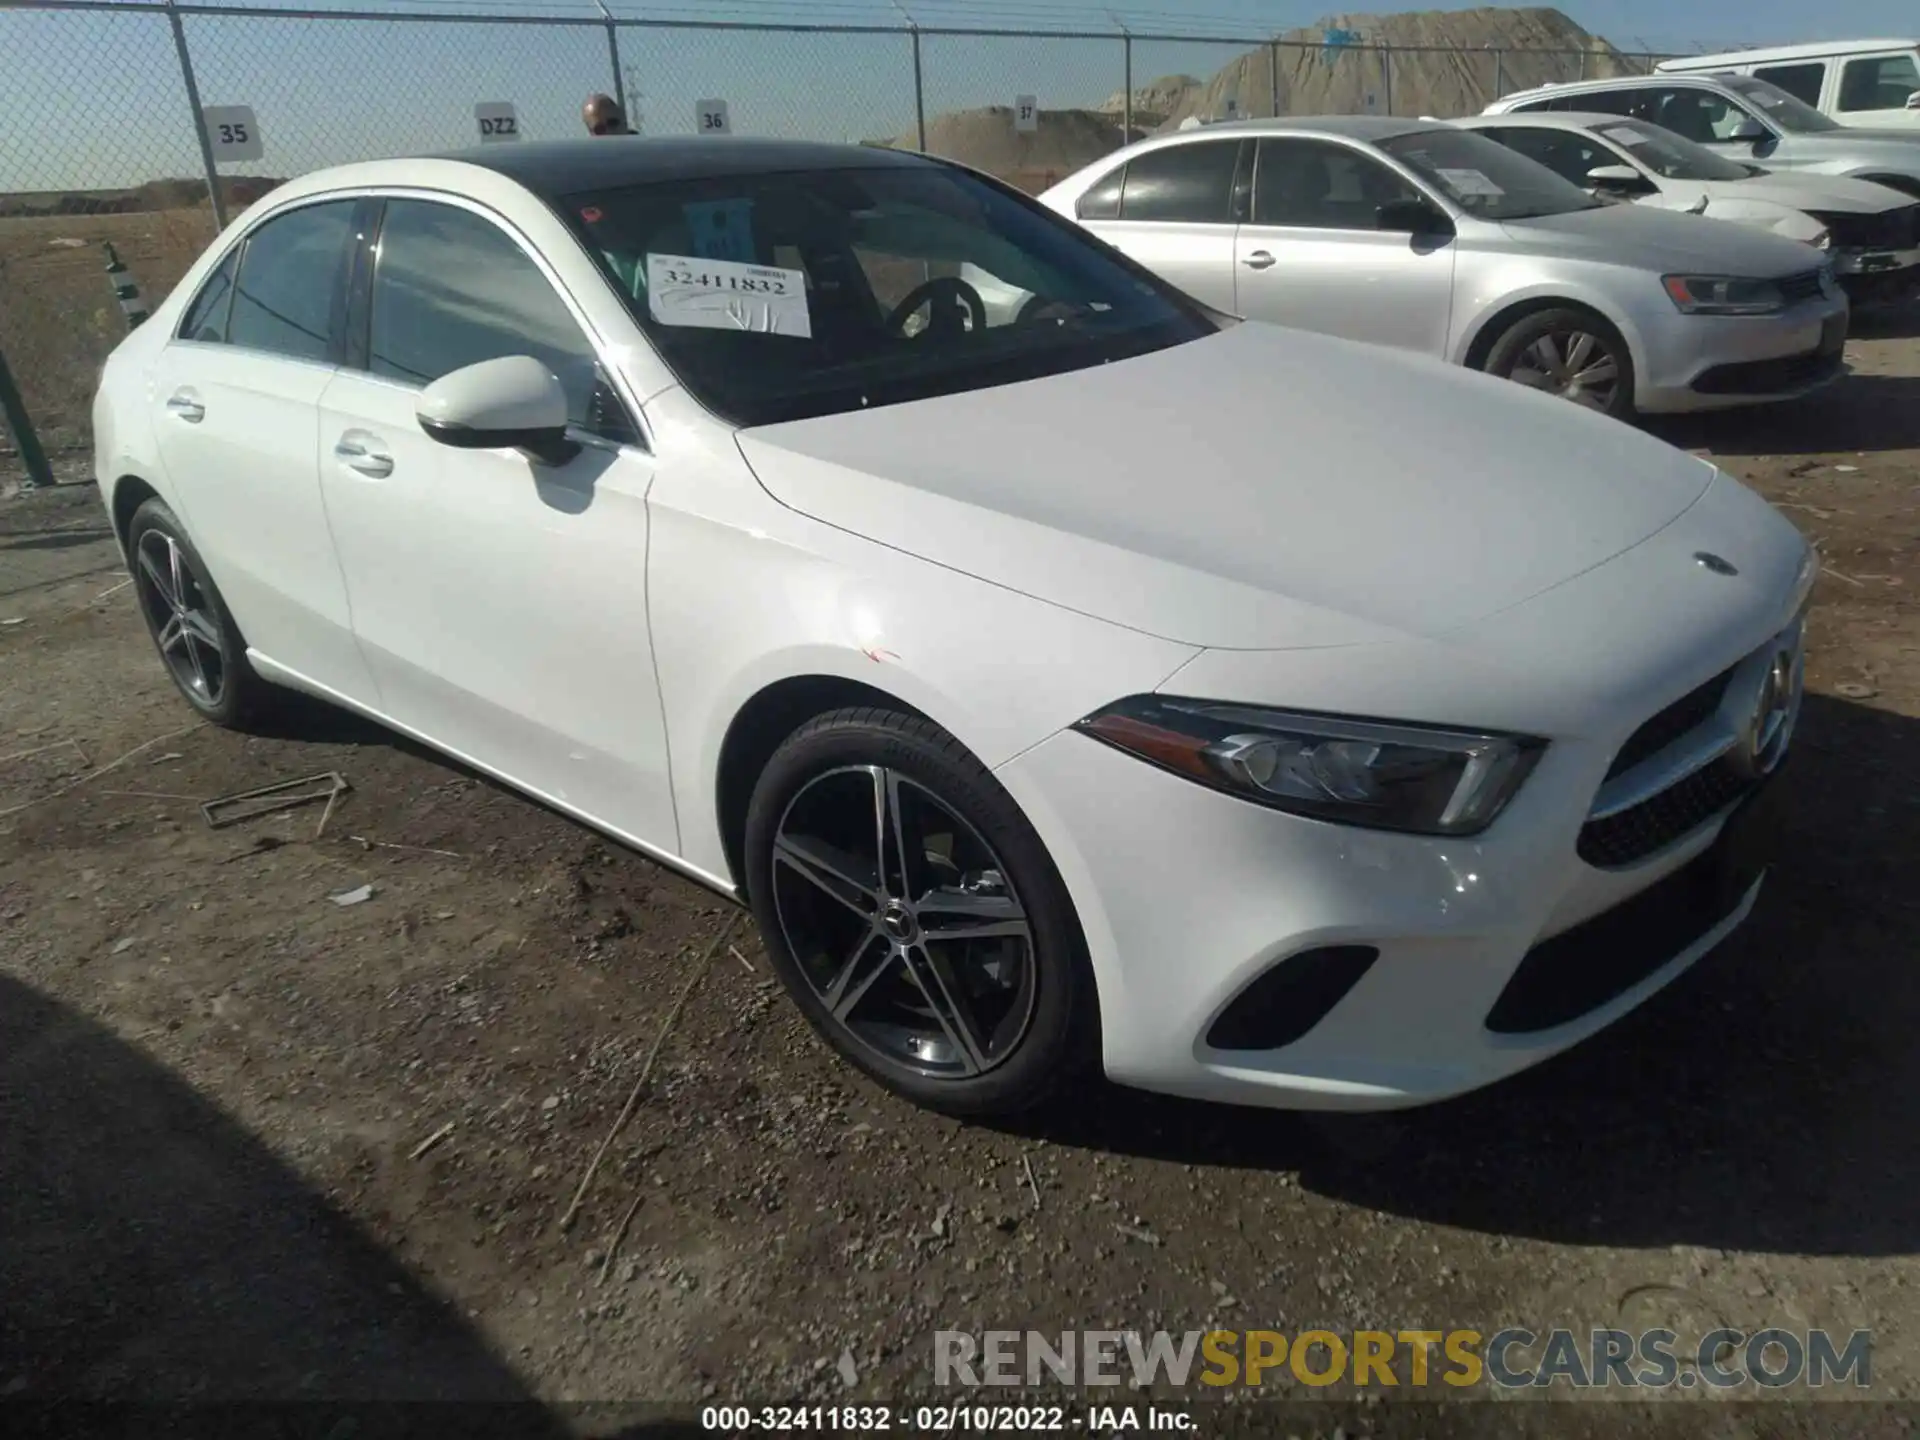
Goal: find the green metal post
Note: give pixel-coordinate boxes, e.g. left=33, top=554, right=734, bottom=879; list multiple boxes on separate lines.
left=0, top=343, right=55, bottom=491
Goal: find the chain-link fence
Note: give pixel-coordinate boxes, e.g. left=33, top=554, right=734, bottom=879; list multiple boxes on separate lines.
left=0, top=0, right=1692, bottom=480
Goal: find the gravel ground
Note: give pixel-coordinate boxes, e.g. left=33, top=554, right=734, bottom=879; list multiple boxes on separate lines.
left=2, top=321, right=1918, bottom=1437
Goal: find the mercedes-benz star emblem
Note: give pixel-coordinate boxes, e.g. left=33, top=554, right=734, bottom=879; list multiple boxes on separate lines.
left=1727, top=647, right=1797, bottom=780
left=1694, top=552, right=1738, bottom=576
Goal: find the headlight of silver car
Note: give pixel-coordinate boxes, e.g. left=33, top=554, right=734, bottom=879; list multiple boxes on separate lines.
left=1074, top=697, right=1546, bottom=836
left=1662, top=274, right=1787, bottom=316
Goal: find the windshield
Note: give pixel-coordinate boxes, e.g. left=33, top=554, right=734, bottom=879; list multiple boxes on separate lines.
left=1378, top=127, right=1604, bottom=219
left=560, top=162, right=1213, bottom=428
left=1723, top=75, right=1840, bottom=132
left=1588, top=119, right=1760, bottom=180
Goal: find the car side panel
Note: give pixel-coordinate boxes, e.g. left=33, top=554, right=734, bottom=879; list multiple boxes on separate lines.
left=638, top=387, right=1201, bottom=893
left=145, top=341, right=377, bottom=705
left=1078, top=220, right=1241, bottom=313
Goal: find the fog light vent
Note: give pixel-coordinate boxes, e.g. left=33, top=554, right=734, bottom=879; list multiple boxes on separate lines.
left=1205, top=946, right=1379, bottom=1051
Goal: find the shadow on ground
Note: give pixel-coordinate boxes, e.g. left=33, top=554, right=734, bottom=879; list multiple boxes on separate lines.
left=1649, top=368, right=1920, bottom=457
left=0, top=974, right=575, bottom=1426
left=1003, top=694, right=1920, bottom=1260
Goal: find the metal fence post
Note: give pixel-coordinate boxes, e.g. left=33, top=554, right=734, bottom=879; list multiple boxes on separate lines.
left=1122, top=33, right=1132, bottom=138
left=596, top=3, right=625, bottom=115
left=1381, top=45, right=1393, bottom=115
left=1269, top=39, right=1281, bottom=116
left=164, top=0, right=226, bottom=231
left=1493, top=47, right=1504, bottom=99
left=1579, top=49, right=1588, bottom=81
left=0, top=340, right=55, bottom=492
left=910, top=26, right=927, bottom=152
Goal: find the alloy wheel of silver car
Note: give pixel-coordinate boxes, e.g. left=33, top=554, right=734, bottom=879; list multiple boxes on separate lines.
left=133, top=527, right=228, bottom=710
left=768, top=763, right=1039, bottom=1079
left=1507, top=328, right=1624, bottom=412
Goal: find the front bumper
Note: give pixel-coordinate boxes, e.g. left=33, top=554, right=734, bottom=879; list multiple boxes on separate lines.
left=994, top=516, right=1810, bottom=1111
left=1833, top=247, right=1920, bottom=308
left=1634, top=295, right=1851, bottom=413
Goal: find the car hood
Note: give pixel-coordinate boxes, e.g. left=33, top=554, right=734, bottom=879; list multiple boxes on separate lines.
left=733, top=322, right=1718, bottom=652
left=1501, top=201, right=1825, bottom=274
left=1721, top=169, right=1915, bottom=212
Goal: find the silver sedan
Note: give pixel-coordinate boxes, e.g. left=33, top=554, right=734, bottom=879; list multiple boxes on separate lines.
left=1034, top=116, right=1851, bottom=418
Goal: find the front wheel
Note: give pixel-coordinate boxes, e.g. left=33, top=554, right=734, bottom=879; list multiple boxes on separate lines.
left=743, top=707, right=1098, bottom=1116
left=1483, top=308, right=1636, bottom=419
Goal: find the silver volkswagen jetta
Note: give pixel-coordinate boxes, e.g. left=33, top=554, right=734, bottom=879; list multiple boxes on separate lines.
left=1032, top=117, right=1849, bottom=418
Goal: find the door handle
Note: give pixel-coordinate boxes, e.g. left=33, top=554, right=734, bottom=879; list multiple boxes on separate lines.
left=1242, top=250, right=1277, bottom=270
left=333, top=436, right=394, bottom=478
left=165, top=392, right=205, bottom=423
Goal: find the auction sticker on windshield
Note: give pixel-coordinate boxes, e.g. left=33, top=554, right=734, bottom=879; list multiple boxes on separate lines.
left=645, top=254, right=812, bottom=337
left=1600, top=125, right=1652, bottom=145
left=1436, top=168, right=1506, bottom=197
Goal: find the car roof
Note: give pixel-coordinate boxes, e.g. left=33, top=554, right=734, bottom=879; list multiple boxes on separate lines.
left=1491, top=73, right=1734, bottom=105
left=1658, top=39, right=1918, bottom=70
left=1190, top=114, right=1450, bottom=142
left=428, top=136, right=931, bottom=197
left=1460, top=110, right=1648, bottom=131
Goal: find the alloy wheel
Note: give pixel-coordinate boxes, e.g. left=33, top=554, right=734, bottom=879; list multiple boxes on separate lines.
left=133, top=528, right=227, bottom=708
left=769, top=765, right=1038, bottom=1078
left=1508, top=329, right=1622, bottom=412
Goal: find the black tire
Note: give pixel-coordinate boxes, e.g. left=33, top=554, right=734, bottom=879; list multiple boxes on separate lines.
left=126, top=497, right=277, bottom=729
left=743, top=706, right=1099, bottom=1116
left=1483, top=307, right=1636, bottom=420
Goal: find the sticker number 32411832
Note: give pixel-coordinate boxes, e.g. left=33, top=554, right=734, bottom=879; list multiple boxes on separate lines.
left=645, top=253, right=812, bottom=337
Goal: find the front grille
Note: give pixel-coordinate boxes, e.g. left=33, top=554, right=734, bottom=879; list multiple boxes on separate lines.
left=1691, top=345, right=1845, bottom=397
left=1776, top=268, right=1827, bottom=304
left=1811, top=203, right=1920, bottom=252
left=1839, top=266, right=1920, bottom=308
left=1579, top=758, right=1752, bottom=868
left=1603, top=665, right=1736, bottom=782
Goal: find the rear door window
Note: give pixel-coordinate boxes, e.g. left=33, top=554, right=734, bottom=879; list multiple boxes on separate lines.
left=177, top=250, right=239, bottom=344
left=1753, top=61, right=1826, bottom=107
left=226, top=201, right=355, bottom=363
left=1076, top=164, right=1126, bottom=221
left=1118, top=141, right=1241, bottom=223
left=1839, top=53, right=1920, bottom=113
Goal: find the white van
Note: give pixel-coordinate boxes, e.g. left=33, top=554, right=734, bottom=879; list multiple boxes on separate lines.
left=1659, top=41, right=1920, bottom=130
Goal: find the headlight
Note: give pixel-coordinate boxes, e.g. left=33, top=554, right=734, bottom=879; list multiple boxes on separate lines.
left=1073, top=696, right=1546, bottom=837
left=1662, top=274, right=1786, bottom=316
left=1810, top=228, right=1832, bottom=250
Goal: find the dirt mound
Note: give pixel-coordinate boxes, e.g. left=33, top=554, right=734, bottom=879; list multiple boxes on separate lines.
left=1097, top=75, right=1204, bottom=127
left=0, top=175, right=287, bottom=220
left=1157, top=6, right=1639, bottom=128
left=890, top=106, right=1145, bottom=191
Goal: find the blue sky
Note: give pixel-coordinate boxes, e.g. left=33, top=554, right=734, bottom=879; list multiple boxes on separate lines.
left=3, top=0, right=1915, bottom=193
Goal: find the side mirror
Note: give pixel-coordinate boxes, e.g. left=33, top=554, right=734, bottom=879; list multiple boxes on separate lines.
left=1906, top=90, right=1920, bottom=110
left=1728, top=117, right=1768, bottom=141
left=417, top=355, right=579, bottom=466
left=1586, top=163, right=1650, bottom=192
left=1376, top=198, right=1451, bottom=235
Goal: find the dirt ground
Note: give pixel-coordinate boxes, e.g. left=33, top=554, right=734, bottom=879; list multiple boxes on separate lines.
left=3, top=319, right=1919, bottom=1435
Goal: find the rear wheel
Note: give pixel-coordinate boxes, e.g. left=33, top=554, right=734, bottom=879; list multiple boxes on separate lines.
left=743, top=707, right=1098, bottom=1116
left=1483, top=307, right=1636, bottom=419
left=127, top=497, right=276, bottom=728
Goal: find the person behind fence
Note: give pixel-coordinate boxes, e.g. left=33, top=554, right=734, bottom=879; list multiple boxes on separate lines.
left=582, top=94, right=634, bottom=137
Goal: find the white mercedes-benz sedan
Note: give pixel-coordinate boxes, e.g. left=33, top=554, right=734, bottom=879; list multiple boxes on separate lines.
left=94, top=137, right=1814, bottom=1116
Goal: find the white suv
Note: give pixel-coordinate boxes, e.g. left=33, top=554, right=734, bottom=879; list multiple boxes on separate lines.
left=1658, top=41, right=1920, bottom=131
